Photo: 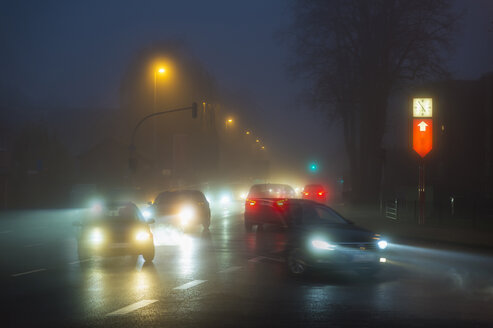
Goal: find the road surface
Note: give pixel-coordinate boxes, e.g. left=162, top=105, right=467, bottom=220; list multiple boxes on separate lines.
left=0, top=207, right=492, bottom=327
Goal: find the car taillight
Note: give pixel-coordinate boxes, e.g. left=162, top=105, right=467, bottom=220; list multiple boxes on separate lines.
left=303, top=192, right=309, bottom=196
left=247, top=200, right=256, bottom=206
left=318, top=191, right=324, bottom=196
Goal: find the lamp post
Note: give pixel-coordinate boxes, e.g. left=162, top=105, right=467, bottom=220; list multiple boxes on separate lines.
left=152, top=67, right=166, bottom=164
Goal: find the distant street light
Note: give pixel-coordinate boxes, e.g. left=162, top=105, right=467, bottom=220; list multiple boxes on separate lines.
left=245, top=130, right=251, bottom=135
left=255, top=138, right=260, bottom=143
left=225, top=117, right=234, bottom=130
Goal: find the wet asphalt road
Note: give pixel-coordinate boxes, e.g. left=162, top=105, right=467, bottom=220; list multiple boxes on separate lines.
left=1, top=207, right=493, bottom=327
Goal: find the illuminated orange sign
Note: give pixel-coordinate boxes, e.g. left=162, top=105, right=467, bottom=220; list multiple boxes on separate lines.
left=413, top=118, right=433, bottom=158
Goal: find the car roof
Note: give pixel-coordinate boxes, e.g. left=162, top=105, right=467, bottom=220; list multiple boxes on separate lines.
left=304, top=184, right=324, bottom=189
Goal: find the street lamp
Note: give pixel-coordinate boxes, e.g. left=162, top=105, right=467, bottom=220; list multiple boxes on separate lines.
left=245, top=130, right=251, bottom=135
left=225, top=118, right=234, bottom=130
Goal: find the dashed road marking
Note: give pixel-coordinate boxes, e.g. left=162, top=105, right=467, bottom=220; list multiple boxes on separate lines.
left=69, top=259, right=92, bottom=265
left=219, top=266, right=242, bottom=273
left=248, top=256, right=265, bottom=263
left=173, top=280, right=207, bottom=290
left=106, top=300, right=158, bottom=316
left=11, top=268, right=47, bottom=277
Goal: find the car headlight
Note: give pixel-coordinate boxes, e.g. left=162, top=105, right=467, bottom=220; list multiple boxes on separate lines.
left=89, top=228, right=104, bottom=245
left=136, top=230, right=151, bottom=242
left=377, top=240, right=388, bottom=249
left=142, top=210, right=152, bottom=219
left=311, top=239, right=336, bottom=250
left=220, top=195, right=231, bottom=204
left=179, top=206, right=195, bottom=226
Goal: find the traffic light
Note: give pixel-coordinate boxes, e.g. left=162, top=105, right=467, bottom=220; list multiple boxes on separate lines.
left=308, top=161, right=319, bottom=173
left=192, top=102, right=198, bottom=118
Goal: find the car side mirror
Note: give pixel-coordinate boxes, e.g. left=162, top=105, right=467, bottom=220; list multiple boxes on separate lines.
left=147, top=218, right=155, bottom=224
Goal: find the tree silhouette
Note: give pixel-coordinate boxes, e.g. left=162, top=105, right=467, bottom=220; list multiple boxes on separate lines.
left=288, top=0, right=462, bottom=202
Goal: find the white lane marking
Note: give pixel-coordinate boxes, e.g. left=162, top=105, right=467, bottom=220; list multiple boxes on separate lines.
left=0, top=230, right=12, bottom=234
left=173, top=280, right=207, bottom=290
left=11, top=268, right=47, bottom=277
left=219, top=266, right=242, bottom=273
left=69, top=259, right=92, bottom=265
left=106, top=300, right=158, bottom=316
left=248, top=256, right=265, bottom=263
left=263, top=256, right=285, bottom=263
left=24, top=243, right=44, bottom=248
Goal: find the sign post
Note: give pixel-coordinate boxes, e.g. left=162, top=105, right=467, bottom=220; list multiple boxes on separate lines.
left=412, top=98, right=433, bottom=224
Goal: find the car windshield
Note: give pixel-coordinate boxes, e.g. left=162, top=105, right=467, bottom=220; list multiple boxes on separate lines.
left=305, top=184, right=324, bottom=192
left=85, top=203, right=141, bottom=223
left=302, top=204, right=349, bottom=225
left=248, top=184, right=296, bottom=198
left=158, top=190, right=206, bottom=204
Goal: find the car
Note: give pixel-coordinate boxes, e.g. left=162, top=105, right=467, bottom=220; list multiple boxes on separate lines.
left=244, top=183, right=296, bottom=231
left=149, top=189, right=211, bottom=230
left=302, top=184, right=328, bottom=204
left=74, top=201, right=155, bottom=262
left=281, top=199, right=388, bottom=276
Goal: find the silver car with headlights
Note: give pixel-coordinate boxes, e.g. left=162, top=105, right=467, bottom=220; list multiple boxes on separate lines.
left=74, top=201, right=155, bottom=262
left=149, top=190, right=211, bottom=230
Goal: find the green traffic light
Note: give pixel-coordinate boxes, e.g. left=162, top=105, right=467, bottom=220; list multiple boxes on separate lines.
left=308, top=162, right=319, bottom=173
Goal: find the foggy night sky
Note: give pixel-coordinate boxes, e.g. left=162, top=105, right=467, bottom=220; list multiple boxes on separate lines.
left=1, top=0, right=492, bottom=163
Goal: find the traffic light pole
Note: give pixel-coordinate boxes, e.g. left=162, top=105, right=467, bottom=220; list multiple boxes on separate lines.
left=129, top=102, right=197, bottom=172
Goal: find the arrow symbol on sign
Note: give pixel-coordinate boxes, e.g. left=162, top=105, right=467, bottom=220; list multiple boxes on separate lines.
left=418, top=121, right=428, bottom=132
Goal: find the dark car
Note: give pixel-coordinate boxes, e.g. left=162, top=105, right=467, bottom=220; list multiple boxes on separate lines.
left=244, top=183, right=296, bottom=231
left=282, top=199, right=387, bottom=276
left=302, top=184, right=328, bottom=204
left=74, top=201, right=155, bottom=262
left=150, top=190, right=211, bottom=230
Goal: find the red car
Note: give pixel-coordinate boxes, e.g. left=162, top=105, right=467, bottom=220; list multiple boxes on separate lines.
left=302, top=184, right=328, bottom=204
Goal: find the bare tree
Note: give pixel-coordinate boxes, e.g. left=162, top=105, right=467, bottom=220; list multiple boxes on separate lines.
left=287, top=0, right=461, bottom=202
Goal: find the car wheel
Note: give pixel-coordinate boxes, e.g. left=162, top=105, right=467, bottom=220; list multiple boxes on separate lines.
left=287, top=248, right=307, bottom=276
left=142, top=245, right=155, bottom=262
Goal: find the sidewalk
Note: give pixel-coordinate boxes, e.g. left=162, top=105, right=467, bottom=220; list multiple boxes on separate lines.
left=334, top=205, right=493, bottom=249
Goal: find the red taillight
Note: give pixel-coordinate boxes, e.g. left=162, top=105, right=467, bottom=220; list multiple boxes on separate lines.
left=318, top=191, right=324, bottom=196
left=303, top=192, right=309, bottom=196
left=276, top=200, right=285, bottom=206
left=248, top=200, right=256, bottom=206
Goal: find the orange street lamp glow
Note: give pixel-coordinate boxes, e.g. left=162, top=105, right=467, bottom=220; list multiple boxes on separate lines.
left=227, top=119, right=233, bottom=123
left=158, top=67, right=166, bottom=74
left=256, top=139, right=260, bottom=143
left=245, top=130, right=251, bottom=135
left=261, top=146, right=265, bottom=150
